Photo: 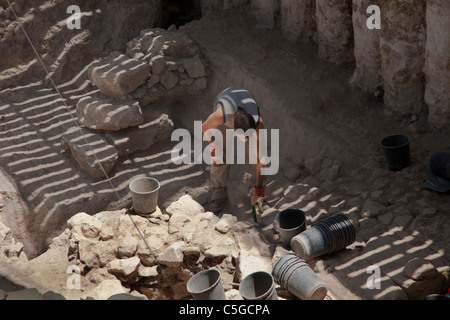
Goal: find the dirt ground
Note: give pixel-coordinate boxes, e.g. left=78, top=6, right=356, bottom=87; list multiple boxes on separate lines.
left=0, top=8, right=449, bottom=300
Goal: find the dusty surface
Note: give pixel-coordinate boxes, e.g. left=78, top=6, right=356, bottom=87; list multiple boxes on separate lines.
left=0, top=8, right=449, bottom=300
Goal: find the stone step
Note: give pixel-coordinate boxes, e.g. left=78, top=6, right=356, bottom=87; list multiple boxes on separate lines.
left=76, top=93, right=144, bottom=131
left=105, top=105, right=174, bottom=157
left=61, top=127, right=118, bottom=179
left=87, top=51, right=151, bottom=97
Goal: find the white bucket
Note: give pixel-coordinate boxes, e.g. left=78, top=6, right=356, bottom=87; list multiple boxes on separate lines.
left=129, top=177, right=160, bottom=214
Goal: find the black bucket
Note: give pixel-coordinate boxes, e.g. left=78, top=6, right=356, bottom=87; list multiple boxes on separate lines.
left=273, top=209, right=306, bottom=248
left=429, top=152, right=450, bottom=180
left=291, top=214, right=355, bottom=260
left=380, top=135, right=410, bottom=171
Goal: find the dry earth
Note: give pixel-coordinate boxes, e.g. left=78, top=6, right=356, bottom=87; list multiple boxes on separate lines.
left=0, top=5, right=449, bottom=300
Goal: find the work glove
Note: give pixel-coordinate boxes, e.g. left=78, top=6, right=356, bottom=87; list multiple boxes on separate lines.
left=207, top=144, right=222, bottom=165
left=250, top=187, right=265, bottom=206
left=250, top=187, right=265, bottom=224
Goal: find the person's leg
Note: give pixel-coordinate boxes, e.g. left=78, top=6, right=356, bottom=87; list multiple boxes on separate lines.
left=208, top=125, right=229, bottom=213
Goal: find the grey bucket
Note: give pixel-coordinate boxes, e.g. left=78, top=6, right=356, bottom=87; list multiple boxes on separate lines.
left=272, top=253, right=327, bottom=300
left=129, top=177, right=160, bottom=214
left=273, top=209, right=306, bottom=248
left=186, top=269, right=226, bottom=300
left=239, top=271, right=278, bottom=300
left=291, top=214, right=355, bottom=260
left=380, top=134, right=410, bottom=171
left=290, top=226, right=328, bottom=260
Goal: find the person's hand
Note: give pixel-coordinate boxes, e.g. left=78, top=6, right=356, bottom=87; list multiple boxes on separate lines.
left=207, top=143, right=222, bottom=164
left=250, top=187, right=265, bottom=207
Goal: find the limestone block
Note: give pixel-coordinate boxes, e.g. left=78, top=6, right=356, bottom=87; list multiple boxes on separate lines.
left=351, top=0, right=382, bottom=92
left=117, top=235, right=139, bottom=258
left=424, top=0, right=450, bottom=129
left=379, top=0, right=427, bottom=116
left=107, top=256, right=141, bottom=278
left=67, top=212, right=103, bottom=238
left=76, top=94, right=144, bottom=131
left=88, top=51, right=150, bottom=97
left=183, top=56, right=206, bottom=78
left=315, top=0, right=354, bottom=64
left=235, top=249, right=273, bottom=282
left=165, top=194, right=205, bottom=217
left=281, top=0, right=315, bottom=43
left=215, top=214, right=238, bottom=234
left=157, top=241, right=185, bottom=267
left=149, top=55, right=166, bottom=75
left=105, top=106, right=174, bottom=156
left=61, top=127, right=118, bottom=179
left=160, top=70, right=179, bottom=89
left=86, top=279, right=127, bottom=300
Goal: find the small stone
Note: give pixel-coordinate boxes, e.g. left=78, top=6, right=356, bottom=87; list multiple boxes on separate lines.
left=215, top=214, right=238, bottom=234
left=107, top=256, right=141, bottom=277
left=422, top=208, right=437, bottom=217
left=183, top=56, right=205, bottom=78
left=403, top=258, right=438, bottom=281
left=67, top=212, right=103, bottom=239
left=157, top=241, right=185, bottom=267
left=361, top=199, right=385, bottom=218
left=304, top=156, right=322, bottom=173
left=378, top=213, right=394, bottom=225
left=138, top=265, right=159, bottom=278
left=160, top=70, right=179, bottom=90
left=118, top=235, right=139, bottom=258
left=149, top=55, right=166, bottom=75
left=284, top=166, right=300, bottom=182
left=86, top=279, right=127, bottom=301
left=193, top=77, right=207, bottom=90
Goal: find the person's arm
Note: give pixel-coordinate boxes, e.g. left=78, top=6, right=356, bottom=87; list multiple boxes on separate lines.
left=201, top=105, right=224, bottom=137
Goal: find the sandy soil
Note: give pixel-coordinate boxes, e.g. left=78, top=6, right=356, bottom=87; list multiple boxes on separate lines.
left=0, top=8, right=449, bottom=299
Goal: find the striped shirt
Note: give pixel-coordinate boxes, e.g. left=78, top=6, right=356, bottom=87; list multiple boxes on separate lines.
left=213, top=87, right=260, bottom=128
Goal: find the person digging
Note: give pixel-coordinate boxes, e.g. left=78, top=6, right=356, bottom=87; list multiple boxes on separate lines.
left=201, top=87, right=266, bottom=222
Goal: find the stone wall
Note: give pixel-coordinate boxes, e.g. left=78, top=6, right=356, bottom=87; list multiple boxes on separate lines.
left=202, top=0, right=450, bottom=130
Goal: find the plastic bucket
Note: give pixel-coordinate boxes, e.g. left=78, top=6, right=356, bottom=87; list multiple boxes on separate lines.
left=273, top=209, right=306, bottom=248
left=129, top=177, right=160, bottom=214
left=272, top=253, right=327, bottom=300
left=291, top=214, right=355, bottom=260
left=380, top=135, right=410, bottom=171
left=186, top=269, right=226, bottom=300
left=290, top=226, right=328, bottom=260
left=429, top=152, right=450, bottom=180
left=239, top=271, right=278, bottom=300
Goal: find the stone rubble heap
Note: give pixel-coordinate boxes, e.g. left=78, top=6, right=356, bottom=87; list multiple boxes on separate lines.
left=61, top=28, right=208, bottom=179
left=61, top=194, right=275, bottom=300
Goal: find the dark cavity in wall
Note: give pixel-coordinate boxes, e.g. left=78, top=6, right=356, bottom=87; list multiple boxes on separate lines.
left=161, top=0, right=202, bottom=29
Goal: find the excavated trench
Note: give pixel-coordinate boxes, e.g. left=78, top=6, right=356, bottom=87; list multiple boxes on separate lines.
left=1, top=2, right=449, bottom=300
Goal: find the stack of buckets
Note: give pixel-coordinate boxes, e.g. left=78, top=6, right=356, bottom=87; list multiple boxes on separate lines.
left=272, top=209, right=356, bottom=300
left=186, top=209, right=357, bottom=301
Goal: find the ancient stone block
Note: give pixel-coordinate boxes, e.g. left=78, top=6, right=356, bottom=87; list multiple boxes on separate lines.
left=105, top=106, right=174, bottom=156
left=424, top=0, right=450, bottom=129
left=88, top=51, right=150, bottom=97
left=281, top=0, right=315, bottom=43
left=61, top=127, right=118, bottom=179
left=315, top=0, right=354, bottom=64
left=351, top=0, right=382, bottom=93
left=379, top=0, right=427, bottom=116
left=76, top=94, right=144, bottom=131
